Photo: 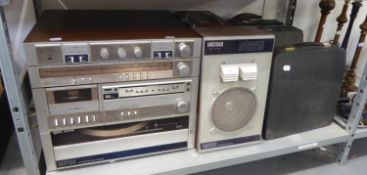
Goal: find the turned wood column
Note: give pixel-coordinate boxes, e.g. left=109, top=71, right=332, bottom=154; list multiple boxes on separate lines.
left=333, top=0, right=351, bottom=45
left=315, top=0, right=336, bottom=42
left=341, top=0, right=363, bottom=49
left=342, top=15, right=367, bottom=94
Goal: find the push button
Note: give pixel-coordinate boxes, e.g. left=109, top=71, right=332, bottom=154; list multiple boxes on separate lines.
left=54, top=119, right=59, bottom=126
left=78, top=56, right=83, bottom=63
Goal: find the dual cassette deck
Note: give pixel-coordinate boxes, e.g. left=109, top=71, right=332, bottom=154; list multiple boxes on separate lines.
left=25, top=10, right=201, bottom=170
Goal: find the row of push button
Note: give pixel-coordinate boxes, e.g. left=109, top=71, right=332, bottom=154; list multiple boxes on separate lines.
left=118, top=73, right=150, bottom=81
left=120, top=110, right=139, bottom=117
left=72, top=77, right=92, bottom=84
left=53, top=115, right=96, bottom=127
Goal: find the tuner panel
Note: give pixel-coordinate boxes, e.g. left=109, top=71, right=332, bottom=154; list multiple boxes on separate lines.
left=27, top=39, right=200, bottom=66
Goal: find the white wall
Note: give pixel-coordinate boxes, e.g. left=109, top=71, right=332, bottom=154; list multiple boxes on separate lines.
left=4, top=0, right=36, bottom=74
left=22, top=0, right=367, bottom=83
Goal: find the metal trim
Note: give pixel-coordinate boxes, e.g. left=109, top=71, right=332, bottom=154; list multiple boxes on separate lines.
left=338, top=61, right=367, bottom=165
left=0, top=7, right=40, bottom=175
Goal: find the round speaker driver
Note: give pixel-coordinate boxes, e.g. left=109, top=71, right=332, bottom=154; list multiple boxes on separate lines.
left=211, top=88, right=257, bottom=132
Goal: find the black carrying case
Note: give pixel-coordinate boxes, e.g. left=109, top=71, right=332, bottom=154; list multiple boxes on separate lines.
left=264, top=43, right=346, bottom=140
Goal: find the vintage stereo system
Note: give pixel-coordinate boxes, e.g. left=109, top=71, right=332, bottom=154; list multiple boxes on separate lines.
left=176, top=11, right=274, bottom=152
left=25, top=10, right=201, bottom=170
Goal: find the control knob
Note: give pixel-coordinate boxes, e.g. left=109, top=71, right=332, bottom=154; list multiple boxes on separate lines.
left=177, top=100, right=189, bottom=113
left=178, top=43, right=192, bottom=58
left=134, top=46, right=143, bottom=58
left=100, top=47, right=110, bottom=60
left=117, top=47, right=127, bottom=59
left=177, top=62, right=190, bottom=77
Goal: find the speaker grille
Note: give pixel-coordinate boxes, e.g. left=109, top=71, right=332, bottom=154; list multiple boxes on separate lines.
left=211, top=88, right=257, bottom=132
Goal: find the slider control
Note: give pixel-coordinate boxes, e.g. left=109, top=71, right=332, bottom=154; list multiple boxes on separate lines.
left=239, top=63, right=257, bottom=81
left=220, top=64, right=239, bottom=82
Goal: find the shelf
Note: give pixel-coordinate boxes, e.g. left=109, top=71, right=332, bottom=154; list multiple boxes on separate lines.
left=0, top=134, right=27, bottom=175
left=334, top=116, right=367, bottom=140
left=47, top=123, right=349, bottom=175
left=354, top=128, right=367, bottom=140
left=334, top=115, right=347, bottom=128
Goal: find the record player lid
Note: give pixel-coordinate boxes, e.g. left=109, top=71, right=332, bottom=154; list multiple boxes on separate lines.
left=24, top=10, right=200, bottom=43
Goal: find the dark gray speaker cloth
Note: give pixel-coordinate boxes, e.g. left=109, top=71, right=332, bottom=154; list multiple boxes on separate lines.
left=264, top=44, right=346, bottom=139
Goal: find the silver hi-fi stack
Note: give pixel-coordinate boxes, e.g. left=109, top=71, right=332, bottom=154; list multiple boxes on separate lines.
left=24, top=10, right=201, bottom=171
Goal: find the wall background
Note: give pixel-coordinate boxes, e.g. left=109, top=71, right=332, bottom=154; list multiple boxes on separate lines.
left=5, top=0, right=367, bottom=82
left=4, top=0, right=36, bottom=74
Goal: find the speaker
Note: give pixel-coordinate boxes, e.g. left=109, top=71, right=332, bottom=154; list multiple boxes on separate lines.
left=264, top=43, right=345, bottom=140
left=192, top=26, right=274, bottom=152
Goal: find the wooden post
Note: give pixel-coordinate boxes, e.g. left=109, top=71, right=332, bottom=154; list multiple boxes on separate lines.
left=341, top=0, right=363, bottom=49
left=342, top=15, right=367, bottom=94
left=334, top=0, right=351, bottom=45
left=315, top=0, right=336, bottom=43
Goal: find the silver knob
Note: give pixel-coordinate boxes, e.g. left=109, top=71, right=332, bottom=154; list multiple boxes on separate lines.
left=117, top=47, right=127, bottom=59
left=178, top=43, right=192, bottom=58
left=177, top=62, right=190, bottom=77
left=100, top=47, right=110, bottom=60
left=134, top=46, right=143, bottom=58
left=177, top=101, right=189, bottom=113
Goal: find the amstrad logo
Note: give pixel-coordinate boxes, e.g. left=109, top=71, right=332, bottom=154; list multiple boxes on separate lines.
left=207, top=41, right=224, bottom=48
